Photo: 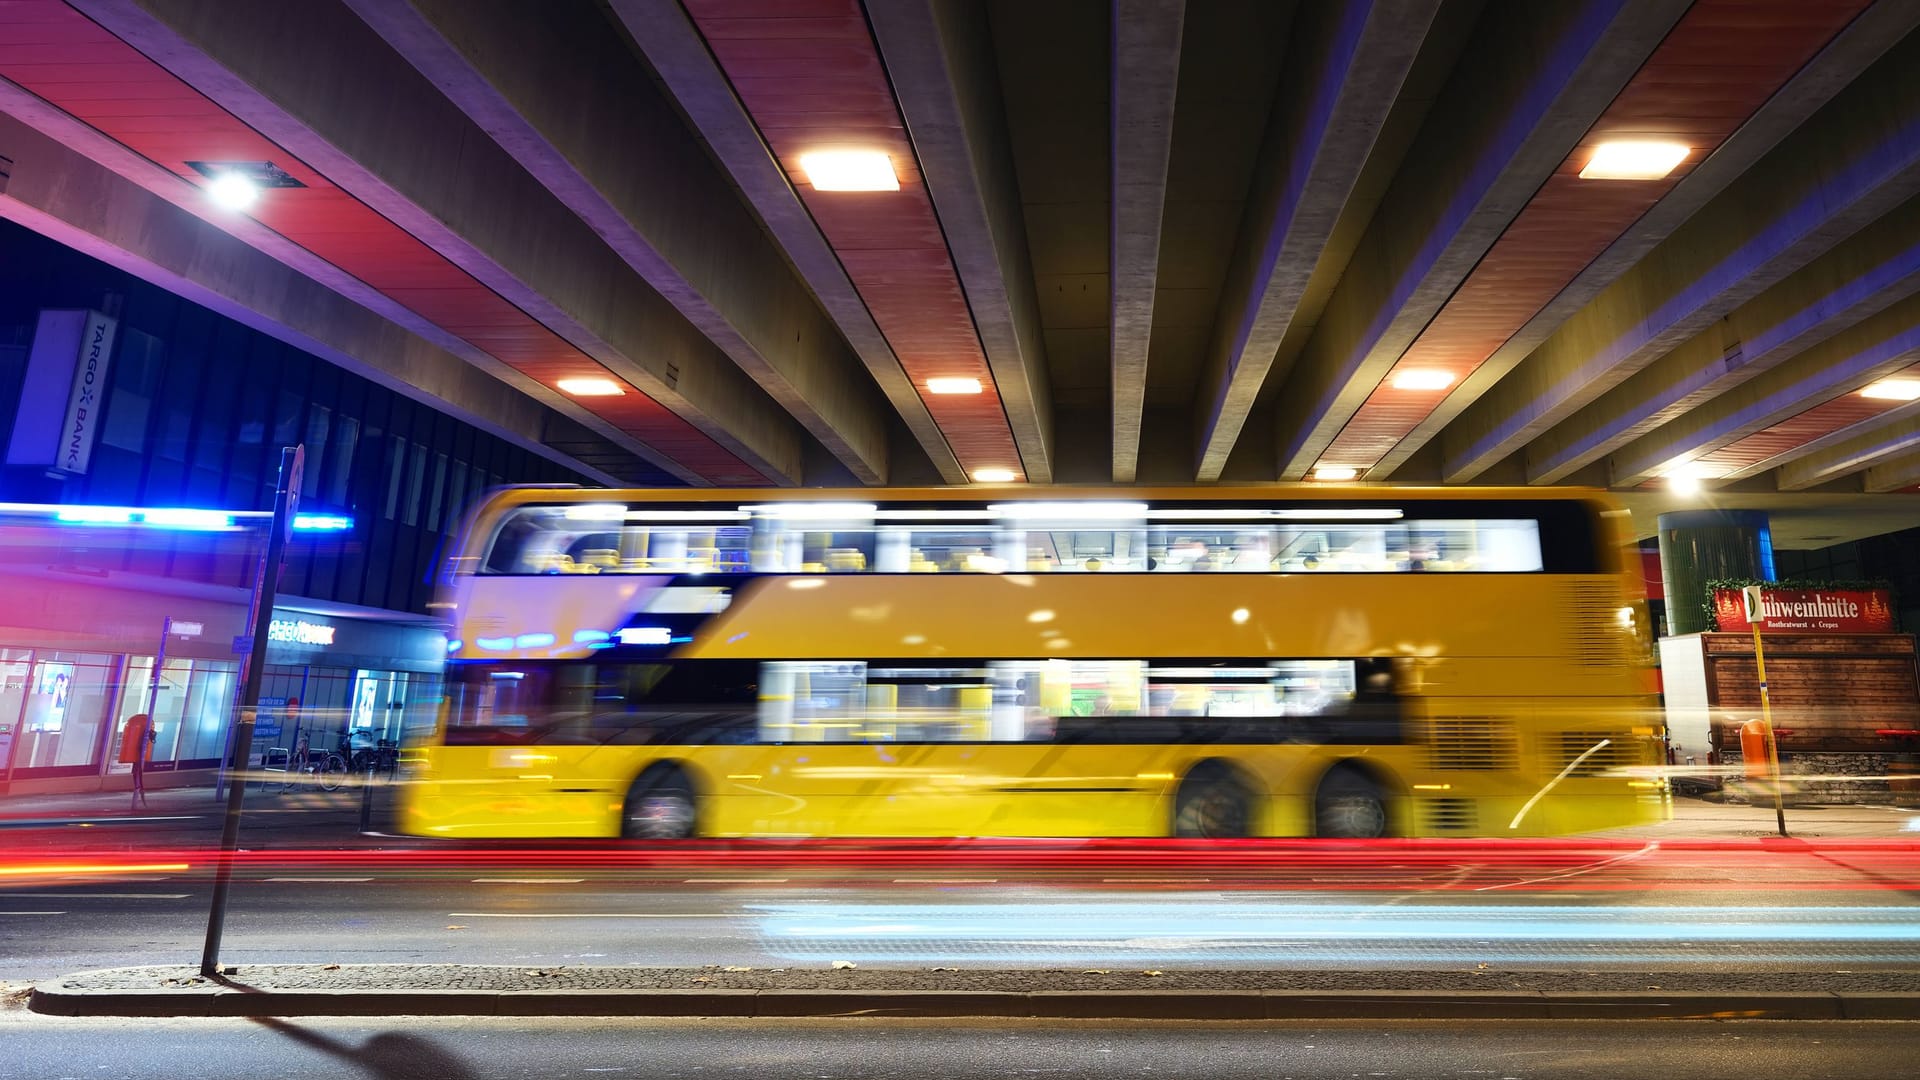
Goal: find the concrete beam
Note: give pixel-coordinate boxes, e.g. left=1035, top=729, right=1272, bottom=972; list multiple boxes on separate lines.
left=0, top=92, right=644, bottom=486
left=1271, top=0, right=1684, bottom=479
left=1191, top=0, right=1435, bottom=481
left=1775, top=408, right=1920, bottom=491
left=1445, top=26, right=1920, bottom=484
left=1108, top=0, right=1183, bottom=483
left=869, top=0, right=1056, bottom=484
left=345, top=0, right=898, bottom=484
left=1865, top=447, right=1920, bottom=492
left=1528, top=195, right=1920, bottom=484
left=1372, top=0, right=1920, bottom=480
left=609, top=0, right=963, bottom=486
left=1608, top=289, right=1920, bottom=485
left=82, top=0, right=807, bottom=484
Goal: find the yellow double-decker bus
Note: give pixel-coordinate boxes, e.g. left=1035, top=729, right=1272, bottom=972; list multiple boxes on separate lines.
left=398, top=486, right=1666, bottom=840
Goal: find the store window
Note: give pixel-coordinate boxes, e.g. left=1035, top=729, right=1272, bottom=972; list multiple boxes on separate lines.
left=4, top=650, right=119, bottom=771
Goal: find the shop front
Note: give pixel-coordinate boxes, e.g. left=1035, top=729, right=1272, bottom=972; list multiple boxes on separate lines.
left=0, top=572, right=444, bottom=795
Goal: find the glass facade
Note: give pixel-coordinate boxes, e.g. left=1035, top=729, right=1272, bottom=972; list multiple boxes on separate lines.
left=0, top=219, right=677, bottom=616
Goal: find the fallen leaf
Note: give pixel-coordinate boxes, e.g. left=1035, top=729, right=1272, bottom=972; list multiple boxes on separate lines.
left=1081, top=969, right=1111, bottom=975
left=832, top=960, right=858, bottom=970
left=321, top=964, right=340, bottom=971
left=930, top=967, right=960, bottom=973
left=1141, top=970, right=1163, bottom=977
left=722, top=966, right=753, bottom=973
left=445, top=925, right=467, bottom=931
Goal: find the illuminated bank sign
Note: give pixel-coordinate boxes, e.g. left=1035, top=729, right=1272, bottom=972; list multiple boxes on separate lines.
left=5, top=309, right=118, bottom=476
left=268, top=618, right=336, bottom=647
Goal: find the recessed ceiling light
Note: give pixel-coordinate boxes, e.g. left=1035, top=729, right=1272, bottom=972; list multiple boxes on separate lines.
left=1666, top=461, right=1726, bottom=494
left=1580, top=140, right=1689, bottom=180
left=557, top=377, right=625, bottom=397
left=206, top=173, right=260, bottom=211
left=972, top=467, right=1018, bottom=483
left=926, top=377, right=984, bottom=395
left=1313, top=466, right=1359, bottom=482
left=1390, top=369, right=1456, bottom=391
left=1861, top=378, right=1920, bottom=401
left=799, top=150, right=899, bottom=192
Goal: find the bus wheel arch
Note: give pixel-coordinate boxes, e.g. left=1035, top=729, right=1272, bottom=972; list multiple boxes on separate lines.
left=1171, top=758, right=1259, bottom=838
left=1310, top=760, right=1400, bottom=838
left=621, top=761, right=702, bottom=840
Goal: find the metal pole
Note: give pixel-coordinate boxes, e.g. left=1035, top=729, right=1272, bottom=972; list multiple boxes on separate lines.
left=201, top=445, right=301, bottom=977
left=1749, top=621, right=1788, bottom=838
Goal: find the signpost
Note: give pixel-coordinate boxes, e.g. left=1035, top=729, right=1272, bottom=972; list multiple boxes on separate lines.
left=1742, top=585, right=1788, bottom=838
left=201, top=445, right=301, bottom=978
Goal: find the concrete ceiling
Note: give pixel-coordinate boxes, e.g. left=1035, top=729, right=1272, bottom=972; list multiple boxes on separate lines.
left=2, top=0, right=1917, bottom=540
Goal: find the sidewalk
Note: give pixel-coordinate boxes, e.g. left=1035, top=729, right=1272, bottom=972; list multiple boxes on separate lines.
left=26, top=964, right=1920, bottom=1020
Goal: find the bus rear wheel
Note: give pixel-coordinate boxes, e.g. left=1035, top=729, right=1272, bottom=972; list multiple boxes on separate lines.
left=1173, top=763, right=1253, bottom=838
left=622, top=768, right=697, bottom=840
left=1313, top=766, right=1388, bottom=838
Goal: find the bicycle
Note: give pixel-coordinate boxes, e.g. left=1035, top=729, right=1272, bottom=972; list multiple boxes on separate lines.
left=264, top=743, right=349, bottom=792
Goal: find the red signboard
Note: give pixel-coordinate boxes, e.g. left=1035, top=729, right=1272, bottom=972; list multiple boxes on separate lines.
left=1713, top=587, right=1896, bottom=634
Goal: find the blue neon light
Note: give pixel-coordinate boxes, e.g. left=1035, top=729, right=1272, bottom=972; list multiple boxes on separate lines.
left=446, top=639, right=464, bottom=654
left=55, top=506, right=134, bottom=524
left=571, top=630, right=612, bottom=644
left=141, top=508, right=235, bottom=530
left=515, top=632, right=557, bottom=648
left=474, top=636, right=515, bottom=651
left=292, top=513, right=354, bottom=532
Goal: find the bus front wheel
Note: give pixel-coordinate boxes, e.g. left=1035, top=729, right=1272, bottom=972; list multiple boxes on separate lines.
left=1313, top=766, right=1388, bottom=838
left=622, top=767, right=697, bottom=840
left=1172, top=763, right=1253, bottom=838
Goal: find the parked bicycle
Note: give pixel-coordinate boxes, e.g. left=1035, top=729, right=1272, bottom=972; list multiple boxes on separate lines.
left=261, top=735, right=349, bottom=793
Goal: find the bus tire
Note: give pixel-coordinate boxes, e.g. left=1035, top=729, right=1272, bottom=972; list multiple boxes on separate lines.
left=622, top=766, right=698, bottom=840
left=1313, top=765, right=1388, bottom=839
left=1172, top=762, right=1254, bottom=838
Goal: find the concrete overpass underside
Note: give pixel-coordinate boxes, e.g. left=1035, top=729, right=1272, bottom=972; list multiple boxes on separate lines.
left=3, top=0, right=1919, bottom=542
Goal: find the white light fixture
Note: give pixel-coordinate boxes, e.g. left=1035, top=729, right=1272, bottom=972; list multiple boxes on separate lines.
left=926, top=377, right=984, bottom=395
left=1313, top=466, right=1360, bottom=482
left=1666, top=461, right=1725, bottom=495
left=1580, top=140, right=1689, bottom=180
left=206, top=172, right=260, bottom=211
left=991, top=502, right=1147, bottom=521
left=743, top=502, right=877, bottom=520
left=557, top=377, right=625, bottom=397
left=972, top=468, right=1018, bottom=483
left=1390, top=369, right=1456, bottom=391
left=1861, top=378, right=1920, bottom=401
left=799, top=150, right=899, bottom=192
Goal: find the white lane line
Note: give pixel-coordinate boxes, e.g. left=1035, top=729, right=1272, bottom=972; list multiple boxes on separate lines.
left=1101, top=878, right=1212, bottom=884
left=20, top=893, right=190, bottom=899
left=682, top=878, right=789, bottom=884
left=448, top=912, right=730, bottom=919
left=471, top=878, right=586, bottom=884
left=0, top=911, right=66, bottom=916
left=892, top=878, right=998, bottom=884
left=264, top=877, right=374, bottom=883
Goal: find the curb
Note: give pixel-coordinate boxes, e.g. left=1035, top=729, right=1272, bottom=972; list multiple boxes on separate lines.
left=30, top=985, right=1920, bottom=1020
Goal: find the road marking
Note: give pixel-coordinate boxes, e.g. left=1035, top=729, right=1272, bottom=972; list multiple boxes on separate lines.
left=448, top=912, right=730, bottom=919
left=1102, top=878, right=1211, bottom=884
left=892, top=878, right=997, bottom=884
left=471, top=878, right=586, bottom=884
left=20, top=892, right=190, bottom=899
left=683, top=878, right=789, bottom=884
left=0, top=911, right=65, bottom=916
left=1475, top=842, right=1660, bottom=892
left=268, top=868, right=376, bottom=880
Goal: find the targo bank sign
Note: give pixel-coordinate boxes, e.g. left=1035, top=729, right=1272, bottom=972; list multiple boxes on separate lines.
left=1713, top=587, right=1896, bottom=634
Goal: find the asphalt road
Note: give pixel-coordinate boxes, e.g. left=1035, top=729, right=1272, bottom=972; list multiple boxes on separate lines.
left=0, top=1014, right=1917, bottom=1080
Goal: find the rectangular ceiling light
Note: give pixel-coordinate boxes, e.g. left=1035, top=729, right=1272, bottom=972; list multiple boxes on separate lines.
left=557, top=377, right=625, bottom=396
left=799, top=150, right=899, bottom=192
left=926, top=377, right=984, bottom=394
left=1861, top=378, right=1920, bottom=401
left=1579, top=141, right=1689, bottom=180
left=1389, top=369, right=1456, bottom=391
left=971, top=468, right=1018, bottom=483
left=1312, top=467, right=1359, bottom=481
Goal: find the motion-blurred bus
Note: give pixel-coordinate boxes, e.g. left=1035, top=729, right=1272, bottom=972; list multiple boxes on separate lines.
left=397, top=486, right=1666, bottom=840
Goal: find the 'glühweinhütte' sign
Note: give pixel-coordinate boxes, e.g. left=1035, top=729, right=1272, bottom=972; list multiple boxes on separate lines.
left=1713, top=587, right=1896, bottom=634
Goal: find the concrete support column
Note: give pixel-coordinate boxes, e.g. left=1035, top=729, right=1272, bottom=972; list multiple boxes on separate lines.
left=1656, top=510, right=1776, bottom=635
